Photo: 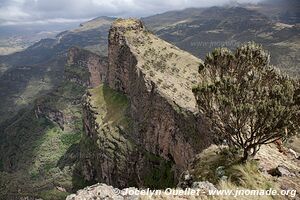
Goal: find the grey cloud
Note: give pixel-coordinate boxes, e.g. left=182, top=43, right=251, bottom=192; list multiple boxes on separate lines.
left=0, top=0, right=264, bottom=25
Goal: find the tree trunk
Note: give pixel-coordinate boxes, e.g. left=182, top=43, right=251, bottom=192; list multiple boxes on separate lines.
left=251, top=145, right=260, bottom=157
left=241, top=148, right=249, bottom=163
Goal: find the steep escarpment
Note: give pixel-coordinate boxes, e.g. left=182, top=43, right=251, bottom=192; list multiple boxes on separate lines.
left=79, top=19, right=212, bottom=189
left=0, top=18, right=214, bottom=198
left=79, top=84, right=176, bottom=189
left=80, top=84, right=136, bottom=187
left=108, top=19, right=211, bottom=169
left=34, top=47, right=107, bottom=130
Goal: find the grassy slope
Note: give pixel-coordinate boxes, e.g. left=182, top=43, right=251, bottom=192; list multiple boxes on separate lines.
left=191, top=144, right=300, bottom=200
left=56, top=84, right=134, bottom=192
left=89, top=84, right=130, bottom=128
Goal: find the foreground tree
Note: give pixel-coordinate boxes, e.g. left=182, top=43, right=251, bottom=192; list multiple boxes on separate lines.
left=192, top=42, right=300, bottom=161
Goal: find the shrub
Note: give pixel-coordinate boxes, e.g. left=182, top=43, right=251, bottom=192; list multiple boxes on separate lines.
left=193, top=42, right=300, bottom=161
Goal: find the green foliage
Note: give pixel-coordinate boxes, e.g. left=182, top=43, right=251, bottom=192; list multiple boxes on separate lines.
left=192, top=145, right=275, bottom=191
left=227, top=160, right=274, bottom=190
left=90, top=84, right=130, bottom=127
left=38, top=189, right=69, bottom=200
left=143, top=152, right=175, bottom=189
left=0, top=61, right=88, bottom=198
left=65, top=64, right=91, bottom=83
left=30, top=170, right=39, bottom=180
left=0, top=160, right=3, bottom=171
left=60, top=132, right=82, bottom=146
left=193, top=42, right=300, bottom=161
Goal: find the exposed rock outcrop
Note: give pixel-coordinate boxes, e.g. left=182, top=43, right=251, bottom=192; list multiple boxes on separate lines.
left=67, top=46, right=108, bottom=87
left=80, top=85, right=137, bottom=187
left=33, top=47, right=106, bottom=130
left=80, top=84, right=176, bottom=188
left=79, top=18, right=213, bottom=189
left=107, top=19, right=211, bottom=170
left=66, top=182, right=216, bottom=200
left=35, top=105, right=65, bottom=129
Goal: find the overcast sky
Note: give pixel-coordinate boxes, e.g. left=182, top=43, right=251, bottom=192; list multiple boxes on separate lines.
left=0, top=0, right=264, bottom=26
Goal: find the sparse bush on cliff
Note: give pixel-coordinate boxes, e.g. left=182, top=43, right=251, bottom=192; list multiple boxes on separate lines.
left=193, top=42, right=300, bottom=161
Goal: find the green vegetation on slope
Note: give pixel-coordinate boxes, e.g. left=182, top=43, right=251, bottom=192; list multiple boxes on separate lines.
left=145, top=7, right=300, bottom=78
left=0, top=72, right=87, bottom=199
left=87, top=84, right=134, bottom=158
left=65, top=64, right=91, bottom=84
left=191, top=145, right=279, bottom=200
left=143, top=152, right=175, bottom=189
left=0, top=112, right=80, bottom=199
left=90, top=84, right=130, bottom=127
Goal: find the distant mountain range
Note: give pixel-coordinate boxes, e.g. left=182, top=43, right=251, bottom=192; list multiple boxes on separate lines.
left=144, top=6, right=300, bottom=76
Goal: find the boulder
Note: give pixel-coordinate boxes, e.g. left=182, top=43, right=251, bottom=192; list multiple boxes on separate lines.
left=192, top=181, right=217, bottom=192
left=268, top=165, right=295, bottom=177
left=177, top=170, right=194, bottom=188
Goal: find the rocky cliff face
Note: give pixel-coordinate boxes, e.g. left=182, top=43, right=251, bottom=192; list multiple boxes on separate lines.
left=80, top=83, right=177, bottom=188
left=33, top=47, right=108, bottom=131
left=79, top=19, right=213, bottom=189
left=67, top=46, right=108, bottom=87
left=107, top=19, right=212, bottom=169
left=80, top=85, right=137, bottom=187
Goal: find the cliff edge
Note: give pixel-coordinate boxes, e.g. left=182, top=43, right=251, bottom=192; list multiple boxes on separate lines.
left=78, top=18, right=212, bottom=189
